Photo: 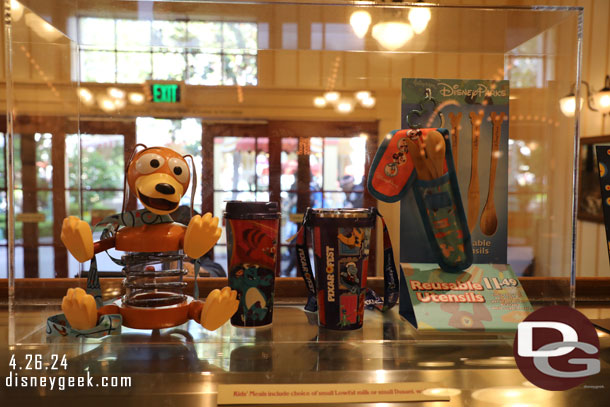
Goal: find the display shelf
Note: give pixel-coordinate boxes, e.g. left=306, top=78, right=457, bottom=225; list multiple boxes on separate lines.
left=2, top=303, right=610, bottom=406
left=1, top=2, right=597, bottom=404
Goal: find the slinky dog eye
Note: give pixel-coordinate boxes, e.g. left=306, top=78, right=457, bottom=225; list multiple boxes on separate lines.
left=169, top=158, right=189, bottom=183
left=135, top=153, right=165, bottom=174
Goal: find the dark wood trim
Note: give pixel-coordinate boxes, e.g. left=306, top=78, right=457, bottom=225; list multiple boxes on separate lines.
left=1, top=277, right=609, bottom=303
left=364, top=125, right=378, bottom=275
left=20, top=133, right=39, bottom=278
left=123, top=122, right=137, bottom=211
left=52, top=131, right=68, bottom=277
left=80, top=120, right=137, bottom=136
left=268, top=124, right=281, bottom=205
left=201, top=123, right=214, bottom=216
left=269, top=120, right=378, bottom=139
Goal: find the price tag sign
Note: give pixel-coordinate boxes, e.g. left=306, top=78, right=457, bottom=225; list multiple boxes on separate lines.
left=218, top=383, right=449, bottom=405
left=399, top=263, right=533, bottom=331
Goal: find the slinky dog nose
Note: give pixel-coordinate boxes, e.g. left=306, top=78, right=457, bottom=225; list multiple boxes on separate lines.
left=155, top=183, right=175, bottom=195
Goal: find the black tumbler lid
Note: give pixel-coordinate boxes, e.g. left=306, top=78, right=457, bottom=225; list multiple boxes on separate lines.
left=224, top=201, right=280, bottom=219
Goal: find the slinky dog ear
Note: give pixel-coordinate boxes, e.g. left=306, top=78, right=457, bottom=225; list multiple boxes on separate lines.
left=122, top=143, right=148, bottom=214
left=183, top=154, right=197, bottom=219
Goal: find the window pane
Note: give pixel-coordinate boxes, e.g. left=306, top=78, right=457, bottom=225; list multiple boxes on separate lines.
left=322, top=191, right=362, bottom=209
left=213, top=192, right=231, bottom=245
left=12, top=192, right=54, bottom=243
left=280, top=192, right=298, bottom=241
left=280, top=246, right=296, bottom=277
left=324, top=23, right=364, bottom=51
left=117, top=52, right=151, bottom=83
left=186, top=53, right=222, bottom=85
left=0, top=246, right=58, bottom=279
left=223, top=23, right=258, bottom=53
left=187, top=21, right=222, bottom=50
left=214, top=137, right=257, bottom=192
left=256, top=148, right=269, bottom=191
left=223, top=54, right=257, bottom=86
left=37, top=190, right=53, bottom=240
left=13, top=133, right=53, bottom=189
left=83, top=191, right=123, bottom=224
left=80, top=135, right=124, bottom=189
left=310, top=191, right=323, bottom=208
left=152, top=52, right=186, bottom=81
left=13, top=192, right=22, bottom=240
left=81, top=51, right=116, bottom=83
left=0, top=134, right=4, bottom=189
left=79, top=18, right=115, bottom=48
left=281, top=138, right=298, bottom=191
left=214, top=245, right=228, bottom=274
left=325, top=137, right=367, bottom=192
left=310, top=138, right=323, bottom=191
left=117, top=19, right=151, bottom=50
left=36, top=133, right=53, bottom=189
left=256, top=192, right=269, bottom=201
left=0, top=192, right=6, bottom=241
left=67, top=186, right=80, bottom=219
left=65, top=135, right=80, bottom=191
left=152, top=21, right=187, bottom=48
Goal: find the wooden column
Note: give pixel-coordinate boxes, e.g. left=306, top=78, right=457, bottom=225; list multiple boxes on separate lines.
left=296, top=138, right=311, bottom=214
left=123, top=123, right=137, bottom=211
left=364, top=127, right=379, bottom=276
left=268, top=123, right=281, bottom=205
left=201, top=123, right=214, bottom=216
left=20, top=133, right=39, bottom=277
left=52, top=132, right=68, bottom=277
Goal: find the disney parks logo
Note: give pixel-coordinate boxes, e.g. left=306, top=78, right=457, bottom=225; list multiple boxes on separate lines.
left=437, top=82, right=507, bottom=98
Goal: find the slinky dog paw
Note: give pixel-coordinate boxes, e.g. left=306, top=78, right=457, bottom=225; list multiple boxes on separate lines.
left=62, top=288, right=98, bottom=330
left=60, top=216, right=94, bottom=263
left=183, top=213, right=222, bottom=259
left=200, top=287, right=239, bottom=331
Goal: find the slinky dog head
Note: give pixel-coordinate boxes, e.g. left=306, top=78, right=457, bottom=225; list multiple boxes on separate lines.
left=126, top=146, right=191, bottom=215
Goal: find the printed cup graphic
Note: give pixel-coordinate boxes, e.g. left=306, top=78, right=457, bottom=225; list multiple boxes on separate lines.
left=309, top=208, right=375, bottom=330
left=225, top=201, right=280, bottom=327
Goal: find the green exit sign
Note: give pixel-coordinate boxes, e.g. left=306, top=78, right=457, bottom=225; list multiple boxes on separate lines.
left=150, top=83, right=181, bottom=103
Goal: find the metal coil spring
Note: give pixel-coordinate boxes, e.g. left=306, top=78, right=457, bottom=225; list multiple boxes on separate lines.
left=122, top=252, right=187, bottom=308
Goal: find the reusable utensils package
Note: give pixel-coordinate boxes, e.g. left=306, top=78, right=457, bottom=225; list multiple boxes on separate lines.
left=368, top=128, right=473, bottom=273
left=295, top=208, right=399, bottom=330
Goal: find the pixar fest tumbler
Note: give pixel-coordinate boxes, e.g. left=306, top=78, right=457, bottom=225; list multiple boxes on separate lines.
left=306, top=208, right=375, bottom=330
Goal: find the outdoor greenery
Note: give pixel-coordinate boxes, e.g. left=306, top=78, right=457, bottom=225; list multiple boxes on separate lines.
left=79, top=18, right=258, bottom=86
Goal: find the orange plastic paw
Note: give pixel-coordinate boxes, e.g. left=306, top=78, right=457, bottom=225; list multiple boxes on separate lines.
left=200, top=287, right=238, bottom=331
left=183, top=213, right=222, bottom=259
left=60, top=216, right=94, bottom=263
left=62, top=287, right=98, bottom=330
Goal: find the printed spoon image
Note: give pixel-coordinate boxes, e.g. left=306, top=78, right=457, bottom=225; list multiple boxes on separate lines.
left=480, top=111, right=506, bottom=236
left=424, top=130, right=446, bottom=179
left=448, top=112, right=462, bottom=168
left=467, top=111, right=484, bottom=232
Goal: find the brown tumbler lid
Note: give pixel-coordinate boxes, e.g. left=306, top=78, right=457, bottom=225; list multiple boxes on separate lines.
left=224, top=201, right=280, bottom=220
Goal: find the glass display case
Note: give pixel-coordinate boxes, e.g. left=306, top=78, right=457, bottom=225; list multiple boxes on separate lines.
left=3, top=1, right=608, bottom=406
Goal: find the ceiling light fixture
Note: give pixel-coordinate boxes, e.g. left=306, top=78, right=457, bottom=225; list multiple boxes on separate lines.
left=408, top=4, right=431, bottom=34
left=559, top=76, right=610, bottom=117
left=372, top=21, right=413, bottom=51
left=313, top=96, right=327, bottom=108
left=350, top=10, right=372, bottom=39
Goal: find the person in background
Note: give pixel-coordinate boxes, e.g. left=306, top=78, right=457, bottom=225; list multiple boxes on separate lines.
left=339, top=174, right=364, bottom=208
